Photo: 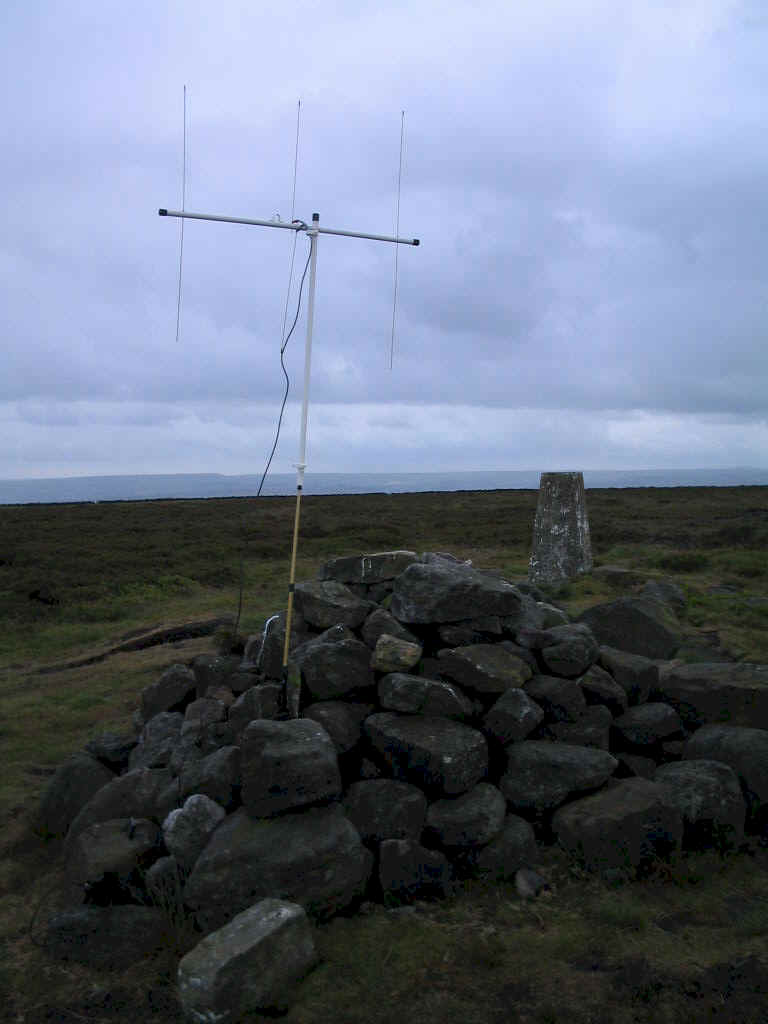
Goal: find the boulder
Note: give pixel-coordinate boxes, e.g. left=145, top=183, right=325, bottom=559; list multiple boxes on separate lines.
left=321, top=550, right=419, bottom=585
left=437, top=644, right=533, bottom=693
left=191, top=654, right=241, bottom=698
left=683, top=724, right=768, bottom=825
left=612, top=703, right=684, bottom=748
left=162, top=794, right=227, bottom=871
left=378, top=673, right=472, bottom=719
left=469, top=814, right=538, bottom=880
left=66, top=817, right=159, bottom=886
left=295, top=625, right=375, bottom=699
left=140, top=663, right=197, bottom=722
left=639, top=578, right=687, bottom=615
left=241, top=718, right=342, bottom=817
left=579, top=664, right=628, bottom=717
left=293, top=579, right=372, bottom=630
left=361, top=607, right=419, bottom=649
left=655, top=662, right=768, bottom=730
left=378, top=838, right=453, bottom=903
left=578, top=597, right=681, bottom=660
left=484, top=687, right=544, bottom=744
left=654, top=760, right=745, bottom=851
left=66, top=767, right=177, bottom=841
left=390, top=561, right=527, bottom=625
left=424, top=783, right=506, bottom=848
left=178, top=745, right=241, bottom=810
left=303, top=701, right=373, bottom=755
left=546, top=706, right=613, bottom=750
left=229, top=684, right=283, bottom=741
left=500, top=741, right=617, bottom=813
left=44, top=905, right=169, bottom=970
left=343, top=779, right=427, bottom=843
left=371, top=634, right=423, bottom=673
left=364, top=713, right=488, bottom=795
left=184, top=805, right=373, bottom=931
left=552, top=777, right=684, bottom=874
left=83, top=732, right=137, bottom=772
left=35, top=753, right=115, bottom=839
left=540, top=623, right=599, bottom=677
left=599, top=646, right=658, bottom=705
left=128, top=712, right=183, bottom=771
left=524, top=675, right=586, bottom=723
left=177, top=899, right=318, bottom=1021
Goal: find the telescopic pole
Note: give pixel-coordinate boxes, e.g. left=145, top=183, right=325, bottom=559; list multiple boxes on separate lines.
left=158, top=206, right=419, bottom=716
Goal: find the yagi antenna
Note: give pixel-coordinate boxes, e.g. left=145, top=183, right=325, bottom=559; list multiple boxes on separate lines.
left=157, top=203, right=420, bottom=714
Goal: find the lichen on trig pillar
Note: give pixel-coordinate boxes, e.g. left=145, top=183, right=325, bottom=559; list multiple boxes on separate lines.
left=528, top=472, right=592, bottom=585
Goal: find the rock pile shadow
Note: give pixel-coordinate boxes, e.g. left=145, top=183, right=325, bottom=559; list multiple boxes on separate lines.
left=36, top=550, right=768, bottom=1021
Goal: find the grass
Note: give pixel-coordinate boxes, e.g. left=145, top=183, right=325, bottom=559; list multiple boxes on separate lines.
left=1, top=484, right=767, bottom=1021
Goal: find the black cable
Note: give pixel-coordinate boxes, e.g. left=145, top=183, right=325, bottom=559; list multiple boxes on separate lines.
left=232, top=237, right=312, bottom=640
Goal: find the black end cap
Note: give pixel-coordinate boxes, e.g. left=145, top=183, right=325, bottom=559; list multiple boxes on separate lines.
left=413, top=239, right=420, bottom=246
left=158, top=208, right=168, bottom=216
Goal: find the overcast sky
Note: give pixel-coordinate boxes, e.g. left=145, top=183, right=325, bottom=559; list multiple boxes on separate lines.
left=2, top=0, right=767, bottom=480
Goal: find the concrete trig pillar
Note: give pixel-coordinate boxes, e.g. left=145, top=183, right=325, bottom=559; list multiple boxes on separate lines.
left=528, top=472, right=592, bottom=585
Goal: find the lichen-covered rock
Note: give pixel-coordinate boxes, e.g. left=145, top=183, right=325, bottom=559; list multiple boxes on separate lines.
left=343, top=779, right=427, bottom=843
left=654, top=760, right=745, bottom=851
left=438, top=644, right=533, bottom=693
left=66, top=817, right=159, bottom=885
left=540, top=623, right=599, bottom=677
left=178, top=746, right=241, bottom=810
left=295, top=625, right=375, bottom=699
left=361, top=607, right=419, bottom=649
left=128, top=712, right=184, bottom=771
left=184, top=805, right=373, bottom=931
left=579, top=664, right=629, bottom=717
left=683, top=724, right=768, bottom=825
left=612, top=703, right=683, bottom=747
left=484, top=688, right=544, bottom=744
left=656, top=662, right=768, bottom=731
left=524, top=674, right=586, bottom=723
left=293, top=579, right=372, bottom=630
left=378, top=673, right=472, bottom=719
left=162, top=794, right=227, bottom=871
left=177, top=899, right=318, bottom=1022
left=546, top=705, right=613, bottom=750
left=140, top=664, right=197, bottom=722
left=390, top=561, right=527, bottom=625
left=229, top=684, right=283, bottom=741
left=599, top=646, right=658, bottom=705
left=424, top=783, right=506, bottom=848
left=66, top=767, right=177, bottom=841
left=364, top=713, right=488, bottom=795
left=500, top=741, right=617, bottom=813
left=552, top=778, right=683, bottom=874
left=578, top=597, right=681, bottom=660
left=322, top=550, right=419, bottom=585
left=303, top=701, right=373, bottom=755
left=468, top=814, right=538, bottom=880
left=371, top=634, right=422, bottom=673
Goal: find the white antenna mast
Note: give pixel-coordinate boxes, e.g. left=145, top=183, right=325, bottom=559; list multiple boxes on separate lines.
left=158, top=204, right=420, bottom=714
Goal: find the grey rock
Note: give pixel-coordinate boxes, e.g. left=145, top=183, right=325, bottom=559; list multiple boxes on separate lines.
left=378, top=838, right=453, bottom=903
left=84, top=732, right=137, bottom=772
left=181, top=697, right=226, bottom=738
left=177, top=899, right=319, bottom=1021
left=500, top=741, right=617, bottom=813
left=524, top=675, right=586, bottom=723
left=184, top=805, right=373, bottom=931
left=591, top=565, right=648, bottom=589
left=44, top=905, right=169, bottom=970
left=343, top=779, right=427, bottom=843
left=390, top=561, right=528, bottom=625
left=378, top=673, right=472, bottom=719
left=552, top=777, right=683, bottom=873
left=515, top=868, right=551, bottom=899
left=229, top=684, right=283, bottom=741
left=294, top=579, right=372, bottom=630
left=241, top=718, right=342, bottom=817
left=361, top=607, right=419, bottom=649
left=546, top=705, right=613, bottom=750
left=468, top=814, right=538, bottom=880
left=178, top=746, right=241, bottom=810
left=140, top=663, right=196, bottom=722
left=655, top=760, right=745, bottom=851
left=683, top=724, right=768, bottom=824
left=371, top=634, right=423, bottom=673
left=484, top=688, right=545, bottom=744
left=321, top=550, right=419, bottom=585
left=613, top=703, right=683, bottom=747
left=162, top=794, right=227, bottom=871
left=537, top=602, right=570, bottom=627
left=128, top=712, right=183, bottom=771
left=67, top=767, right=176, bottom=841
left=295, top=625, right=375, bottom=700
left=640, top=578, right=687, bottom=615
left=579, top=664, right=629, bottom=717
left=256, top=610, right=310, bottom=681
left=540, top=623, right=599, bottom=677
left=617, top=753, right=658, bottom=779
left=303, top=701, right=374, bottom=755
left=437, top=644, right=533, bottom=693
left=192, top=654, right=241, bottom=698
left=364, top=712, right=488, bottom=795
left=578, top=597, right=681, bottom=660
left=424, top=783, right=506, bottom=848
left=599, top=646, right=659, bottom=705
left=656, top=662, right=768, bottom=731
left=66, top=817, right=159, bottom=885
left=35, top=753, right=115, bottom=839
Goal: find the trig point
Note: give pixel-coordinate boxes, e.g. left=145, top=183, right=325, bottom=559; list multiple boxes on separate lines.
left=528, top=472, right=592, bottom=585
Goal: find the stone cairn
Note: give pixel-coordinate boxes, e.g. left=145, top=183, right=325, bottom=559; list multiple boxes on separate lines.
left=37, top=550, right=768, bottom=1021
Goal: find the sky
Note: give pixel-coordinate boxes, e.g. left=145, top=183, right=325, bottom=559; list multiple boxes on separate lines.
left=2, top=0, right=767, bottom=480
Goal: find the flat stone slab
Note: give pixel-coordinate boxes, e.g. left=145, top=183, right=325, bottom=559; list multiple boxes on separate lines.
left=438, top=644, right=533, bottom=693
left=500, top=741, right=617, bottom=812
left=656, top=662, right=768, bottom=730
left=390, top=561, right=527, bottom=624
left=378, top=673, right=472, bottom=718
left=177, top=899, right=318, bottom=1021
left=364, top=712, right=488, bottom=795
left=184, top=805, right=373, bottom=932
